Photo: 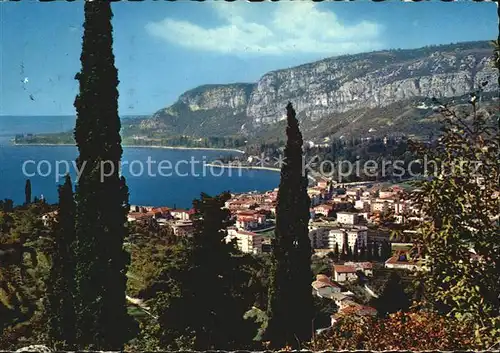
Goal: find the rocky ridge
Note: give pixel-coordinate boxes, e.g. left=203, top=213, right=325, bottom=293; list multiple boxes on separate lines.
left=141, top=41, right=498, bottom=139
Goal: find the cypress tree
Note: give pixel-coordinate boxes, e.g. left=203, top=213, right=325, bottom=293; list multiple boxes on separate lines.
left=73, top=1, right=134, bottom=349
left=266, top=103, right=313, bottom=348
left=150, top=192, right=254, bottom=350
left=359, top=243, right=366, bottom=260
left=333, top=242, right=340, bottom=262
left=46, top=174, right=76, bottom=348
left=367, top=241, right=373, bottom=261
left=339, top=244, right=347, bottom=261
left=346, top=242, right=353, bottom=260
left=25, top=179, right=31, bottom=205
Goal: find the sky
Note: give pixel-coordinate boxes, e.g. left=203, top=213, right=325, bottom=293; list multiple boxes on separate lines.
left=0, top=0, right=497, bottom=117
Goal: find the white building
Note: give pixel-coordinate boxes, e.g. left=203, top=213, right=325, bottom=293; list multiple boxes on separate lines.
left=371, top=201, right=389, bottom=214
left=328, top=227, right=368, bottom=251
left=333, top=265, right=358, bottom=282
left=379, top=190, right=395, bottom=199
left=354, top=200, right=370, bottom=212
left=336, top=212, right=359, bottom=225
left=226, top=228, right=263, bottom=254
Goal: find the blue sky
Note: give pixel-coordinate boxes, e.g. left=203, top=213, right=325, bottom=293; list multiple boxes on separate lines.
left=0, top=0, right=497, bottom=116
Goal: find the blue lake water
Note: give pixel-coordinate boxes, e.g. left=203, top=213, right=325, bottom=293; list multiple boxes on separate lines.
left=0, top=117, right=280, bottom=208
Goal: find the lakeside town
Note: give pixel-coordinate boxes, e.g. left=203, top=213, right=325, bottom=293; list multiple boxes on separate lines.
left=39, top=176, right=428, bottom=331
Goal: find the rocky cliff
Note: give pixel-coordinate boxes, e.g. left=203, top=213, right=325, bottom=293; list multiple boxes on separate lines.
left=142, top=41, right=498, bottom=139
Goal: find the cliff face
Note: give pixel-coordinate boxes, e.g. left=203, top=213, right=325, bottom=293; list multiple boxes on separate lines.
left=145, top=41, right=498, bottom=138
left=177, top=84, right=254, bottom=112
left=246, top=45, right=497, bottom=125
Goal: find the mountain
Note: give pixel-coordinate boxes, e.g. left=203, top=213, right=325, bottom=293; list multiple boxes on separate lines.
left=135, top=41, right=498, bottom=141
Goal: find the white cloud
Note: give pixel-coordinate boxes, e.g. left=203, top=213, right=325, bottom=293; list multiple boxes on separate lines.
left=145, top=2, right=384, bottom=56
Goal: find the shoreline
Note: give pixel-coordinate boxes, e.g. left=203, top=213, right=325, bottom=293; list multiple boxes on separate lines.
left=11, top=142, right=245, bottom=154
left=205, top=163, right=317, bottom=182
left=204, top=163, right=281, bottom=173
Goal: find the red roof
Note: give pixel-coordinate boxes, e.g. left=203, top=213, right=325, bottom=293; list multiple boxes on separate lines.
left=237, top=216, right=256, bottom=222
left=334, top=265, right=358, bottom=273
left=151, top=207, right=171, bottom=213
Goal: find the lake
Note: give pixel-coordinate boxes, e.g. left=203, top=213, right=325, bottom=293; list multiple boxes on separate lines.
left=0, top=117, right=280, bottom=208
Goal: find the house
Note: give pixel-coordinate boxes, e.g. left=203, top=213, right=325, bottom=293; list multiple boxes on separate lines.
left=333, top=265, right=358, bottom=282
left=346, top=189, right=360, bottom=199
left=371, top=201, right=389, bottom=214
left=344, top=261, right=373, bottom=276
left=314, top=204, right=334, bottom=217
left=127, top=212, right=152, bottom=222
left=354, top=199, right=371, bottom=212
left=311, top=274, right=342, bottom=299
left=385, top=252, right=423, bottom=271
left=170, top=209, right=195, bottom=221
left=330, top=292, right=353, bottom=307
left=151, top=207, right=171, bottom=218
left=235, top=215, right=258, bottom=230
left=171, top=220, right=194, bottom=237
left=226, top=228, right=263, bottom=254
left=336, top=212, right=359, bottom=225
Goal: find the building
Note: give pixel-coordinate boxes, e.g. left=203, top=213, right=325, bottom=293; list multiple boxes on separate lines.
left=354, top=200, right=370, bottom=212
left=127, top=212, right=152, bottom=222
left=314, top=204, right=334, bottom=217
left=170, top=209, right=195, bottom=221
left=327, top=227, right=368, bottom=251
left=336, top=212, right=359, bottom=225
left=171, top=220, right=194, bottom=237
left=371, top=201, right=389, bottom=214
left=309, top=227, right=329, bottom=248
left=346, top=189, right=360, bottom=200
left=379, top=190, right=395, bottom=199
left=385, top=252, right=423, bottom=271
left=235, top=211, right=266, bottom=230
left=333, top=265, right=358, bottom=282
left=226, top=228, right=263, bottom=254
left=312, top=274, right=342, bottom=299
left=343, top=262, right=373, bottom=276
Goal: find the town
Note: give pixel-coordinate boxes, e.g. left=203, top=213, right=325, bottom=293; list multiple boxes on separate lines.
left=99, top=176, right=428, bottom=330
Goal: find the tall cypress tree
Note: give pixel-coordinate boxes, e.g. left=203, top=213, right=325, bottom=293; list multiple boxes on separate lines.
left=73, top=1, right=134, bottom=349
left=25, top=179, right=31, bottom=205
left=150, top=192, right=254, bottom=350
left=46, top=174, right=76, bottom=348
left=266, top=103, right=313, bottom=349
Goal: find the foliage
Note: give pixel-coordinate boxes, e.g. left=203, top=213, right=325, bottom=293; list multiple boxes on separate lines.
left=72, top=1, right=135, bottom=349
left=309, top=310, right=476, bottom=350
left=0, top=202, right=53, bottom=348
left=141, top=193, right=258, bottom=350
left=370, top=271, right=410, bottom=317
left=266, top=103, right=313, bottom=348
left=406, top=94, right=500, bottom=347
